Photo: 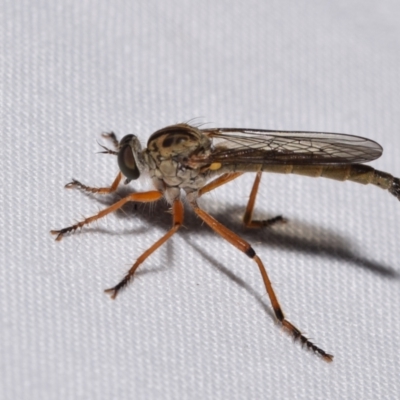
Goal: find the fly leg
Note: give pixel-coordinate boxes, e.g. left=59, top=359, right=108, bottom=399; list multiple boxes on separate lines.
left=51, top=190, right=162, bottom=241
left=199, top=172, right=285, bottom=229
left=191, top=201, right=333, bottom=362
left=198, top=172, right=243, bottom=196
left=101, top=131, right=119, bottom=150
left=66, top=132, right=122, bottom=194
left=65, top=171, right=123, bottom=194
left=243, top=171, right=286, bottom=228
left=104, top=199, right=184, bottom=299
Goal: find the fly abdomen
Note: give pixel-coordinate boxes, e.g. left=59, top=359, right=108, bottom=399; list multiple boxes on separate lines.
left=260, top=163, right=400, bottom=201
left=228, top=163, right=400, bottom=201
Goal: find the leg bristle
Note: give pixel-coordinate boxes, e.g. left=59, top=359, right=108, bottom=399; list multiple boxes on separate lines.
left=101, top=132, right=119, bottom=150
left=282, top=320, right=333, bottom=361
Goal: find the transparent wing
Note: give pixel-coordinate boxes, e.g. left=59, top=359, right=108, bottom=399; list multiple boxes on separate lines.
left=198, top=128, right=383, bottom=165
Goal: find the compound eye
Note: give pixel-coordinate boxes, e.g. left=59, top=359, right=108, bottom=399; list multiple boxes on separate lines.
left=118, top=135, right=140, bottom=181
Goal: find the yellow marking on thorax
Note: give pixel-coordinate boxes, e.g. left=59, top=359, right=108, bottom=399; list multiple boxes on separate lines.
left=209, top=162, right=222, bottom=171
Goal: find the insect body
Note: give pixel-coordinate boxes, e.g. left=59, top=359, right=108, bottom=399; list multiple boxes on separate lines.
left=52, top=124, right=400, bottom=362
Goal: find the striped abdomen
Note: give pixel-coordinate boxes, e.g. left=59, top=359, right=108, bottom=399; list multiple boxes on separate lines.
left=228, top=163, right=400, bottom=201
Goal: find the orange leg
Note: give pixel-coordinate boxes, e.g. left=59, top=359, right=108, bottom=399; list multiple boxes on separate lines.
left=51, top=190, right=162, bottom=241
left=199, top=172, right=243, bottom=197
left=65, top=132, right=122, bottom=193
left=65, top=171, right=123, bottom=194
left=191, top=202, right=333, bottom=362
left=104, top=199, right=184, bottom=299
left=243, top=171, right=286, bottom=228
left=200, top=172, right=285, bottom=228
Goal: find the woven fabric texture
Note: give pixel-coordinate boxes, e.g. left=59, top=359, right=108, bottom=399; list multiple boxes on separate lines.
left=1, top=1, right=400, bottom=399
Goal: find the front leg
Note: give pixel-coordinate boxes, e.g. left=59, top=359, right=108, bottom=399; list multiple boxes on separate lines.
left=65, top=171, right=123, bottom=195
left=66, top=132, right=123, bottom=194
left=51, top=190, right=162, bottom=241
left=101, top=131, right=120, bottom=150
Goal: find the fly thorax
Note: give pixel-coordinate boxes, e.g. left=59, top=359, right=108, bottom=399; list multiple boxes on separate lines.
left=145, top=123, right=212, bottom=189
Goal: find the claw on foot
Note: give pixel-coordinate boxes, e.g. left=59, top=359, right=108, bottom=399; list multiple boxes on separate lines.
left=50, top=224, right=80, bottom=241
left=50, top=230, right=64, bottom=241
left=104, top=287, right=119, bottom=300
left=104, top=276, right=132, bottom=299
left=64, top=179, right=81, bottom=189
left=265, top=215, right=287, bottom=226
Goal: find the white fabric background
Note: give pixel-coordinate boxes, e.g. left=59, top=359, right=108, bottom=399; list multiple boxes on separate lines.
left=1, top=1, right=400, bottom=399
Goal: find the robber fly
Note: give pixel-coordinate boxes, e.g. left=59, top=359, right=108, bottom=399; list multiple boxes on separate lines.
left=51, top=123, right=400, bottom=362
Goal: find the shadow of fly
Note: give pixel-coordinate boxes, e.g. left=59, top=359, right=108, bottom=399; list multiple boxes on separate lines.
left=51, top=123, right=400, bottom=362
